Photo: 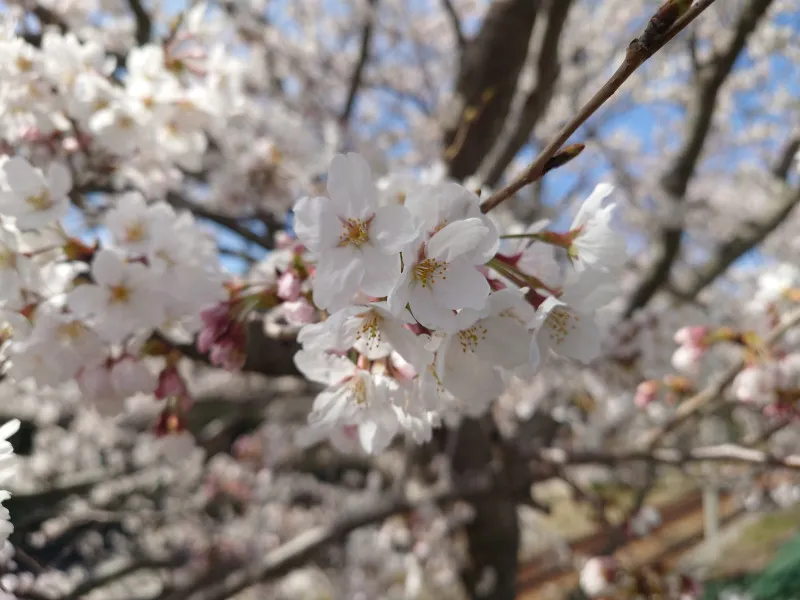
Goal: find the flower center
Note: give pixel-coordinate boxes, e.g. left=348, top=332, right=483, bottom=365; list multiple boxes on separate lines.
left=124, top=221, right=147, bottom=243
left=15, top=56, right=33, bottom=72
left=356, top=311, right=382, bottom=348
left=0, top=248, right=16, bottom=269
left=109, top=284, right=131, bottom=304
left=118, top=114, right=135, bottom=130
left=26, top=190, right=54, bottom=211
left=57, top=320, right=88, bottom=342
left=457, top=324, right=488, bottom=353
left=546, top=306, right=578, bottom=344
left=413, top=258, right=447, bottom=288
left=338, top=216, right=372, bottom=248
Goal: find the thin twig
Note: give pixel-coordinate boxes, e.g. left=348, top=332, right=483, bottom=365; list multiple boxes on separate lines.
left=341, top=0, right=379, bottom=125
left=441, top=0, right=465, bottom=50
left=638, top=308, right=800, bottom=449
left=537, top=444, right=800, bottom=471
left=168, top=478, right=502, bottom=600
left=479, top=0, right=719, bottom=214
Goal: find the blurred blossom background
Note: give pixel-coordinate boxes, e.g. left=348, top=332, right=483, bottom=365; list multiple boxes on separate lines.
left=0, top=1, right=797, bottom=599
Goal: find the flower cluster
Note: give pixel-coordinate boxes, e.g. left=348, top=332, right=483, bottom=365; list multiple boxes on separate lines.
left=0, top=155, right=226, bottom=419
left=291, top=153, right=625, bottom=453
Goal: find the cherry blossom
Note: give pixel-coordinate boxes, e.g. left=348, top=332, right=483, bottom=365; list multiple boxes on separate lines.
left=0, top=157, right=71, bottom=229
left=293, top=153, right=417, bottom=311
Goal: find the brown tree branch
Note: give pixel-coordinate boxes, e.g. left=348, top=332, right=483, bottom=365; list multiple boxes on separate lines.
left=165, top=475, right=508, bottom=600
left=127, top=0, right=153, bottom=45
left=479, top=0, right=721, bottom=215
left=672, top=137, right=800, bottom=299
left=537, top=444, right=800, bottom=471
left=441, top=0, right=466, bottom=51
left=479, top=0, right=576, bottom=188
left=623, top=0, right=777, bottom=317
left=637, top=307, right=800, bottom=449
left=442, top=0, right=543, bottom=181
left=340, top=0, right=379, bottom=125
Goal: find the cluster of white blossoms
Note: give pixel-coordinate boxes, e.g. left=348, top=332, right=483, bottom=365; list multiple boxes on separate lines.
left=292, top=153, right=625, bottom=453
left=0, top=155, right=226, bottom=412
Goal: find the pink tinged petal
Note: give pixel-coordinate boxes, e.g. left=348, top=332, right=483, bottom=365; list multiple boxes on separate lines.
left=359, top=249, right=400, bottom=298
left=426, top=218, right=489, bottom=263
left=46, top=163, right=72, bottom=196
left=326, top=153, right=376, bottom=218
left=432, top=260, right=490, bottom=311
left=371, top=205, right=417, bottom=253
left=293, top=350, right=354, bottom=385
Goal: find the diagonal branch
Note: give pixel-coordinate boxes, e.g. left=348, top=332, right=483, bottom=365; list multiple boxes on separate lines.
left=623, top=0, right=777, bottom=317
left=671, top=135, right=800, bottom=300
left=637, top=307, right=800, bottom=450
left=479, top=0, right=721, bottom=214
left=537, top=444, right=800, bottom=471
left=674, top=187, right=800, bottom=300
left=165, top=476, right=509, bottom=600
left=442, top=0, right=543, bottom=181
left=127, top=0, right=153, bottom=45
left=478, top=0, right=576, bottom=188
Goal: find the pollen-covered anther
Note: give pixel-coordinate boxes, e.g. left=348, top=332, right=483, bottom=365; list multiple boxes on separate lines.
left=457, top=325, right=488, bottom=352
left=109, top=284, right=131, bottom=304
left=356, top=311, right=382, bottom=346
left=547, top=307, right=578, bottom=344
left=413, top=258, right=447, bottom=288
left=26, top=190, right=54, bottom=211
left=338, top=215, right=373, bottom=248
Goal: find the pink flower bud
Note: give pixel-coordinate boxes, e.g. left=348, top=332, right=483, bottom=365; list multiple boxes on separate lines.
left=674, top=326, right=708, bottom=348
left=277, top=271, right=301, bottom=301
left=155, top=365, right=189, bottom=400
left=634, top=380, right=659, bottom=408
left=209, top=335, right=246, bottom=371
left=281, top=298, right=315, bottom=325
